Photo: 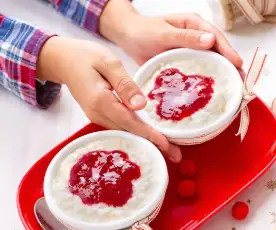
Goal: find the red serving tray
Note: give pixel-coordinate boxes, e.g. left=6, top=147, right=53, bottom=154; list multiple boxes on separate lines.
left=17, top=98, right=276, bottom=230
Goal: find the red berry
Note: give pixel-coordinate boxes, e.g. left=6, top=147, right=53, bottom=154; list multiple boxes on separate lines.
left=178, top=180, right=196, bottom=198
left=232, top=202, right=249, bottom=220
left=179, top=160, right=197, bottom=177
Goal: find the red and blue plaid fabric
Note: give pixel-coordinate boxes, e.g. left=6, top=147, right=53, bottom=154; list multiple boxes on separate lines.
left=43, top=0, right=109, bottom=33
left=0, top=0, right=109, bottom=108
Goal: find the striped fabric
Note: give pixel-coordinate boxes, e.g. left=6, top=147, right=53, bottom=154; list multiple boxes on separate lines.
left=0, top=0, right=110, bottom=108
left=223, top=0, right=276, bottom=27
left=232, top=0, right=265, bottom=24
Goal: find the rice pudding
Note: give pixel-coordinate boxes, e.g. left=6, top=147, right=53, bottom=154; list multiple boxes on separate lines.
left=51, top=136, right=158, bottom=223
left=141, top=59, right=234, bottom=130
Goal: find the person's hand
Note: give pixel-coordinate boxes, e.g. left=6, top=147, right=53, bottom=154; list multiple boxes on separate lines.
left=121, top=13, right=243, bottom=67
left=100, top=8, right=243, bottom=68
left=37, top=37, right=182, bottom=163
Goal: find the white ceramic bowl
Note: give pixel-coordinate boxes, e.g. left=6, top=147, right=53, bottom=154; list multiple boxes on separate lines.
left=44, top=130, right=168, bottom=230
left=134, top=48, right=243, bottom=145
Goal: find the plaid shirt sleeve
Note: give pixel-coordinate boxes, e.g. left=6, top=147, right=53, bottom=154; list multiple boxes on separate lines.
left=0, top=0, right=113, bottom=108
left=43, top=0, right=110, bottom=34
left=0, top=14, right=61, bottom=108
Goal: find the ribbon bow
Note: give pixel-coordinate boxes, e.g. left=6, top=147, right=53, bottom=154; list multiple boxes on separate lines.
left=235, top=47, right=267, bottom=141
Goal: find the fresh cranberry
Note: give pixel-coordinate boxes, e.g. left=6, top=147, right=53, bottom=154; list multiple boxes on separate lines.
left=178, top=179, right=196, bottom=198
left=232, top=202, right=249, bottom=220
left=179, top=160, right=197, bottom=177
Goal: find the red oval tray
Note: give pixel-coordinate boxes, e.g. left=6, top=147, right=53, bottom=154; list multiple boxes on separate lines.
left=17, top=98, right=276, bottom=230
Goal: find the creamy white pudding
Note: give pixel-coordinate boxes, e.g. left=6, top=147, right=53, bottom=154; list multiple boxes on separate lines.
left=141, top=58, right=234, bottom=130
left=51, top=137, right=158, bottom=223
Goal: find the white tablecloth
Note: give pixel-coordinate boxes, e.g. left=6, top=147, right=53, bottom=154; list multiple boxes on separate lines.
left=0, top=0, right=276, bottom=229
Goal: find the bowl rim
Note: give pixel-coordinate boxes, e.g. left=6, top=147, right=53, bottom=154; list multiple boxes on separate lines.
left=44, top=130, right=168, bottom=230
left=133, top=48, right=243, bottom=139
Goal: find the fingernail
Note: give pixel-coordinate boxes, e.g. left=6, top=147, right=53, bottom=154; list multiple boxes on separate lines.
left=130, top=94, right=146, bottom=107
left=200, top=33, right=214, bottom=45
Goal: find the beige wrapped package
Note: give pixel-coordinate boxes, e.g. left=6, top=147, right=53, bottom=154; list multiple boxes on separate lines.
left=208, top=0, right=276, bottom=30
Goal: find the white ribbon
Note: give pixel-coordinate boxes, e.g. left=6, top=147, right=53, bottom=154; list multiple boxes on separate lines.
left=235, top=47, right=267, bottom=141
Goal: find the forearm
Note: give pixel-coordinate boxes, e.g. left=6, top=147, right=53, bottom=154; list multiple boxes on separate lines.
left=99, top=0, right=138, bottom=43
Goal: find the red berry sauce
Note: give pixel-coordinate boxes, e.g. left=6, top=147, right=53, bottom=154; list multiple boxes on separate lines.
left=69, top=150, right=141, bottom=207
left=148, top=68, right=214, bottom=121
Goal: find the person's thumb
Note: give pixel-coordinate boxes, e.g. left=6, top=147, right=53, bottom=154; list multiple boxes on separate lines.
left=168, top=28, right=216, bottom=50
left=95, top=55, right=146, bottom=110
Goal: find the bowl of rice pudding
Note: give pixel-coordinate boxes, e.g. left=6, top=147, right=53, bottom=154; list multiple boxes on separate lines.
left=134, top=48, right=243, bottom=145
left=44, top=130, right=168, bottom=230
